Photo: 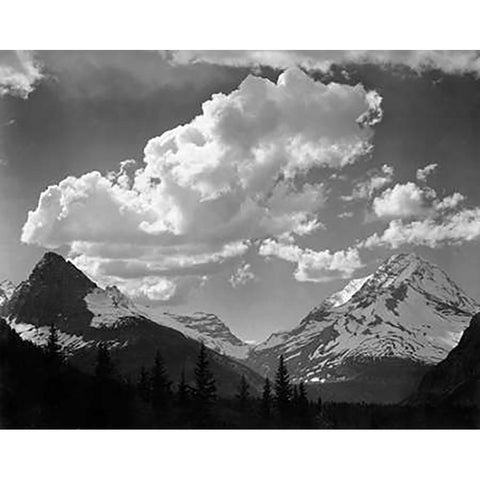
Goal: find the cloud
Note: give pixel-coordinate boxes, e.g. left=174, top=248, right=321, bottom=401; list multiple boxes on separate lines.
left=361, top=174, right=476, bottom=250
left=258, top=238, right=363, bottom=282
left=0, top=51, right=43, bottom=98
left=362, top=208, right=480, bottom=249
left=22, top=68, right=380, bottom=299
left=168, top=51, right=480, bottom=77
left=435, top=192, right=465, bottom=211
left=229, top=263, right=256, bottom=288
left=416, top=163, right=438, bottom=182
left=372, top=182, right=436, bottom=219
left=343, top=164, right=394, bottom=201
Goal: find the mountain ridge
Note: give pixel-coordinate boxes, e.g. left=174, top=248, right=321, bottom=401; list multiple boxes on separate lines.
left=4, top=251, right=262, bottom=396
left=246, top=252, right=479, bottom=402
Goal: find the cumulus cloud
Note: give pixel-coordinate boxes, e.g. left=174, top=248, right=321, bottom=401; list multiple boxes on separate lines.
left=343, top=164, right=394, bottom=201
left=0, top=51, right=43, bottom=98
left=22, top=68, right=380, bottom=299
left=229, top=263, right=256, bottom=288
left=416, top=163, right=438, bottom=182
left=362, top=208, right=480, bottom=249
left=168, top=51, right=480, bottom=77
left=259, top=238, right=363, bottom=282
left=372, top=182, right=436, bottom=219
left=361, top=173, right=477, bottom=250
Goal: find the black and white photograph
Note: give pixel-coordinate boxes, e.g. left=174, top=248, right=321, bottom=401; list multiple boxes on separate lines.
left=1, top=3, right=480, bottom=477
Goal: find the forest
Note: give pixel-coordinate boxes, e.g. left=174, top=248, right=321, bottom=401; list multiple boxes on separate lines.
left=1, top=318, right=478, bottom=429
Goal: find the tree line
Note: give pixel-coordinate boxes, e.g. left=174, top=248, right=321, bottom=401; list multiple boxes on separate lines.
left=2, top=319, right=476, bottom=428
left=0, top=320, right=326, bottom=428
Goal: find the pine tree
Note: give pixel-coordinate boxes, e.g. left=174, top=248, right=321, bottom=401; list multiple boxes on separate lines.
left=192, top=343, right=217, bottom=425
left=177, top=367, right=189, bottom=407
left=236, top=375, right=250, bottom=411
left=150, top=351, right=172, bottom=417
left=43, top=324, right=64, bottom=421
left=260, top=377, right=272, bottom=421
left=45, top=323, right=62, bottom=366
left=297, top=381, right=310, bottom=426
left=137, top=366, right=150, bottom=402
left=274, top=355, right=292, bottom=423
left=292, top=384, right=299, bottom=406
left=89, top=343, right=117, bottom=427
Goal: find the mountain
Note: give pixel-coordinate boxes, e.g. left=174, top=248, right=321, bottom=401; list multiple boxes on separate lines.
left=3, top=252, right=262, bottom=396
left=0, top=280, right=15, bottom=308
left=143, top=309, right=250, bottom=359
left=412, top=312, right=480, bottom=406
left=247, top=252, right=479, bottom=403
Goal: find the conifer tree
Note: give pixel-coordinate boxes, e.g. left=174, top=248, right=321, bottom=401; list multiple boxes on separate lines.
left=274, top=355, right=292, bottom=422
left=192, top=343, right=217, bottom=425
left=297, top=381, right=310, bottom=426
left=89, top=343, right=117, bottom=427
left=150, top=351, right=172, bottom=416
left=43, top=324, right=63, bottom=419
left=260, top=377, right=272, bottom=421
left=137, top=366, right=150, bottom=402
left=177, top=367, right=189, bottom=407
left=45, top=323, right=62, bottom=366
left=236, top=375, right=250, bottom=411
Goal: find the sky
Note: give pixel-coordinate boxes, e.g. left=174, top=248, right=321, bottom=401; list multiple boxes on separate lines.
left=2, top=50, right=480, bottom=342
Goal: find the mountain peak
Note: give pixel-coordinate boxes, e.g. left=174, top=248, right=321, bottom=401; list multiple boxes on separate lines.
left=5, top=252, right=97, bottom=328
left=30, top=252, right=96, bottom=288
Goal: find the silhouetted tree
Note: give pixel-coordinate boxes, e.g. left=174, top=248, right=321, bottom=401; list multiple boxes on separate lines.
left=137, top=366, right=150, bottom=402
left=45, top=324, right=62, bottom=366
left=192, top=343, right=217, bottom=426
left=150, top=351, right=172, bottom=421
left=89, top=343, right=119, bottom=427
left=296, top=382, right=310, bottom=426
left=177, top=367, right=189, bottom=408
left=274, top=355, right=292, bottom=423
left=43, top=324, right=64, bottom=422
left=260, top=377, right=273, bottom=422
left=236, top=375, right=250, bottom=411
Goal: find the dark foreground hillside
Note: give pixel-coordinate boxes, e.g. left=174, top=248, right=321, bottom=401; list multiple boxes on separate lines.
left=1, top=318, right=478, bottom=429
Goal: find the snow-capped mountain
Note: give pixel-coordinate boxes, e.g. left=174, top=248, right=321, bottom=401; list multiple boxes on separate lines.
left=143, top=309, right=250, bottom=359
left=3, top=252, right=261, bottom=395
left=247, top=253, right=479, bottom=402
left=0, top=279, right=15, bottom=308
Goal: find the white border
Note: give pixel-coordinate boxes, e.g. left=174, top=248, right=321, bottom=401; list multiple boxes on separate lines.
left=2, top=1, right=480, bottom=478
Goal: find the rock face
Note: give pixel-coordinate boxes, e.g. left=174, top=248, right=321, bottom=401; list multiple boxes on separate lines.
left=4, top=252, right=262, bottom=395
left=247, top=253, right=479, bottom=403
left=143, top=309, right=250, bottom=359
left=412, top=313, right=480, bottom=406
left=0, top=280, right=15, bottom=308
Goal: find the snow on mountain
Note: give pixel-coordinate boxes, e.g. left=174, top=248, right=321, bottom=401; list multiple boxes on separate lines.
left=248, top=253, right=480, bottom=390
left=320, top=275, right=373, bottom=309
left=3, top=252, right=262, bottom=394
left=83, top=286, right=251, bottom=358
left=140, top=308, right=250, bottom=359
left=0, top=279, right=15, bottom=308
left=4, top=252, right=249, bottom=359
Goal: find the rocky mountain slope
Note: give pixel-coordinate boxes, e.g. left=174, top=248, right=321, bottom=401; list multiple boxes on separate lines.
left=412, top=312, right=480, bottom=406
left=0, top=280, right=15, bottom=308
left=142, top=309, right=250, bottom=359
left=3, top=252, right=261, bottom=396
left=247, top=252, right=479, bottom=403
